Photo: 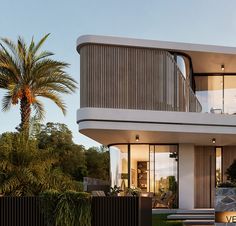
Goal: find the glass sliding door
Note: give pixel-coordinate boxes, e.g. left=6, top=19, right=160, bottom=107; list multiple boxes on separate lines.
left=110, top=145, right=128, bottom=190
left=130, top=144, right=178, bottom=207
left=216, top=147, right=222, bottom=186
left=194, top=75, right=236, bottom=114
left=130, top=145, right=149, bottom=191
left=151, top=145, right=178, bottom=199
left=109, top=144, right=178, bottom=208
left=149, top=145, right=155, bottom=193
left=195, top=75, right=223, bottom=113
left=224, top=76, right=236, bottom=114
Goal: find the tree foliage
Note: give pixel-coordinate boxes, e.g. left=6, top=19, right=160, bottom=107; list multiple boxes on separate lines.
left=0, top=131, right=82, bottom=196
left=41, top=190, right=91, bottom=226
left=226, top=159, right=236, bottom=184
left=85, top=146, right=110, bottom=181
left=0, top=122, right=110, bottom=196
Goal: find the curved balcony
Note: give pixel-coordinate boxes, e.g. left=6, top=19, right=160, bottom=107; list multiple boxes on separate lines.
left=79, top=44, right=201, bottom=112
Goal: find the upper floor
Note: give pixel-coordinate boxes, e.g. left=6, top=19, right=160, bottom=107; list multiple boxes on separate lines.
left=77, top=35, right=236, bottom=115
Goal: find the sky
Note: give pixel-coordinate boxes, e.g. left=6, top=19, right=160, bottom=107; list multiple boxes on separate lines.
left=1, top=0, right=236, bottom=148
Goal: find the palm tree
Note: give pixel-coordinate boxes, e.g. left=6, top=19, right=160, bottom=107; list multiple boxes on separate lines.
left=0, top=34, right=77, bottom=132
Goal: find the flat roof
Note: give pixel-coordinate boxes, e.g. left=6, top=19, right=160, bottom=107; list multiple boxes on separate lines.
left=77, top=35, right=236, bottom=73
left=77, top=35, right=236, bottom=55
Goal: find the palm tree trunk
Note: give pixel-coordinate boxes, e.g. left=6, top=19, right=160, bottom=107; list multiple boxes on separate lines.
left=20, top=95, right=31, bottom=134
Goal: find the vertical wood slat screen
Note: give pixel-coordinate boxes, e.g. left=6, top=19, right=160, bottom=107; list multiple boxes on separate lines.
left=0, top=197, right=45, bottom=226
left=0, top=196, right=151, bottom=226
left=80, top=44, right=202, bottom=112
left=194, top=146, right=215, bottom=208
left=91, top=197, right=152, bottom=226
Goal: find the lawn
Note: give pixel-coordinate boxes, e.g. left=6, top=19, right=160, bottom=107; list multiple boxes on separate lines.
left=152, top=214, right=183, bottom=226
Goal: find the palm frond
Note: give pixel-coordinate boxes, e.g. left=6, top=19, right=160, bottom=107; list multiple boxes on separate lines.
left=32, top=99, right=45, bottom=120
left=0, top=38, right=18, bottom=58
left=34, top=51, right=54, bottom=62
left=28, top=37, right=35, bottom=53
left=17, top=36, right=27, bottom=63
left=0, top=44, right=21, bottom=80
left=1, top=93, right=12, bottom=111
left=0, top=175, right=20, bottom=195
left=0, top=71, right=10, bottom=89
left=36, top=92, right=67, bottom=115
left=32, top=33, right=50, bottom=55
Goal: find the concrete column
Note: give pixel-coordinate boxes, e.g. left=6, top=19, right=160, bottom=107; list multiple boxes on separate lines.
left=178, top=144, right=195, bottom=209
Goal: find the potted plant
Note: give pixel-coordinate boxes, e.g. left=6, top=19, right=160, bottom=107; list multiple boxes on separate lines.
left=126, top=187, right=142, bottom=197
left=108, top=185, right=123, bottom=196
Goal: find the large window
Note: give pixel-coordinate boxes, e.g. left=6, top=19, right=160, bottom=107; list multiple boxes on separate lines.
left=195, top=75, right=236, bottom=114
left=109, top=144, right=178, bottom=208
left=195, top=75, right=223, bottom=113
left=150, top=145, right=178, bottom=198
left=224, top=76, right=236, bottom=114
left=216, top=147, right=222, bottom=186
left=110, top=145, right=128, bottom=189
left=130, top=145, right=149, bottom=191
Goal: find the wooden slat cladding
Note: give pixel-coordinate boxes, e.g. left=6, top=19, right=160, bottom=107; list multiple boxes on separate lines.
left=195, top=146, right=215, bottom=208
left=80, top=44, right=201, bottom=112
left=222, top=146, right=236, bottom=182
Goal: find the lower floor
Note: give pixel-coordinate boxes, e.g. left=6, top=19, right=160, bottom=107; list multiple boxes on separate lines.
left=77, top=108, right=236, bottom=209
left=109, top=143, right=236, bottom=209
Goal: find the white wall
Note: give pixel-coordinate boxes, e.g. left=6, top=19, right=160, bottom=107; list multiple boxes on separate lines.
left=179, top=144, right=195, bottom=209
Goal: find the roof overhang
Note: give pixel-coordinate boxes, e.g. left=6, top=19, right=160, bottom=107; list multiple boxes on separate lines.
left=77, top=108, right=236, bottom=146
left=76, top=35, right=236, bottom=74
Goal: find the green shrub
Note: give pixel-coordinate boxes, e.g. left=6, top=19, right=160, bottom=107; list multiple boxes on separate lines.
left=40, top=190, right=91, bottom=226
left=152, top=214, right=183, bottom=226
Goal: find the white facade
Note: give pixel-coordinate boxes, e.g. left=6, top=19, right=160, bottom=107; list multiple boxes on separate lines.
left=77, top=35, right=236, bottom=209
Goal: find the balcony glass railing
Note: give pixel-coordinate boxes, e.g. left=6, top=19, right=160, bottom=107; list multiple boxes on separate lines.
left=195, top=75, right=236, bottom=115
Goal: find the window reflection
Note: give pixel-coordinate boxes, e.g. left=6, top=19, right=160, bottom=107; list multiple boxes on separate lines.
left=177, top=56, right=187, bottom=79
left=130, top=145, right=149, bottom=191
left=224, top=76, right=236, bottom=114
left=195, top=75, right=236, bottom=114
left=110, top=145, right=128, bottom=190
left=216, top=147, right=222, bottom=186
left=152, top=145, right=178, bottom=208
left=109, top=144, right=178, bottom=208
left=154, top=146, right=178, bottom=192
left=195, top=76, right=223, bottom=113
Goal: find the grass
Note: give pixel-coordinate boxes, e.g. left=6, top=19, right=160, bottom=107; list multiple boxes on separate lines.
left=152, top=214, right=183, bottom=226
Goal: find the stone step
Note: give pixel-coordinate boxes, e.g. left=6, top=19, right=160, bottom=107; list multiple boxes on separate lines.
left=167, top=214, right=215, bottom=220
left=183, top=219, right=214, bottom=225
left=176, top=209, right=215, bottom=214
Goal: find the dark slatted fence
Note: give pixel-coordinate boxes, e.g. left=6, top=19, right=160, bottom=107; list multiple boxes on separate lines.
left=0, top=196, right=152, bottom=226
left=92, top=197, right=152, bottom=226
left=0, top=197, right=45, bottom=226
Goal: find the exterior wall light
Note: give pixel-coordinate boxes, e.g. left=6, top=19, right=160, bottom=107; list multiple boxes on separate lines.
left=212, top=138, right=216, bottom=144
left=135, top=135, right=139, bottom=142
left=221, top=64, right=225, bottom=71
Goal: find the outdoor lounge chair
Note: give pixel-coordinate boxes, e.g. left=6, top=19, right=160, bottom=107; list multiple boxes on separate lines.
left=152, top=191, right=175, bottom=208
left=91, top=190, right=106, bottom=196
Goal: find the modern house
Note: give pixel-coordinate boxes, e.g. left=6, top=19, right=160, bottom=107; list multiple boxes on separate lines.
left=76, top=35, right=236, bottom=210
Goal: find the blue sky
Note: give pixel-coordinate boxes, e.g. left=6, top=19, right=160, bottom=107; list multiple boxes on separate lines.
left=1, top=0, right=236, bottom=147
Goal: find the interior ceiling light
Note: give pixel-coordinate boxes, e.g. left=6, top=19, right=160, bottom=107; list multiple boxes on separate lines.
left=212, top=138, right=216, bottom=144
left=221, top=64, right=225, bottom=71
left=135, top=135, right=139, bottom=142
